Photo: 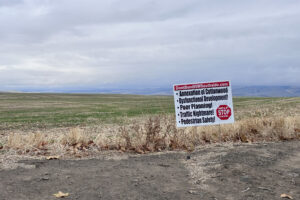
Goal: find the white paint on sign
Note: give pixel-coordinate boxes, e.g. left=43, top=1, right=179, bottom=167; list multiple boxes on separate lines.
left=173, top=81, right=234, bottom=127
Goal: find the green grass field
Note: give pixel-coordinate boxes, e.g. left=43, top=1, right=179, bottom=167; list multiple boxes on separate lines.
left=0, top=93, right=299, bottom=155
left=0, top=93, right=299, bottom=131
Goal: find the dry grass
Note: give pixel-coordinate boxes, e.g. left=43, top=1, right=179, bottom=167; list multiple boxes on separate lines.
left=7, top=132, right=47, bottom=150
left=5, top=132, right=48, bottom=153
left=1, top=114, right=299, bottom=156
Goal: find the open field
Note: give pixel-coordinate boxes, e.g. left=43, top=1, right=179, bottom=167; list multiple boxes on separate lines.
left=0, top=93, right=174, bottom=130
left=0, top=93, right=299, bottom=156
left=0, top=93, right=299, bottom=130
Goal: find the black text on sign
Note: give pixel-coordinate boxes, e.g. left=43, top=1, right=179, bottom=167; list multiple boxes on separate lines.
left=173, top=81, right=234, bottom=127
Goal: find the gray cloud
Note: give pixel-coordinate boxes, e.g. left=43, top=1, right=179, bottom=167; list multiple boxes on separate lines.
left=0, top=0, right=300, bottom=91
left=0, top=0, right=22, bottom=7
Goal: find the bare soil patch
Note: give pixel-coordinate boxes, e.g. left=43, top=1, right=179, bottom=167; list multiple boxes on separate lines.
left=0, top=141, right=299, bottom=200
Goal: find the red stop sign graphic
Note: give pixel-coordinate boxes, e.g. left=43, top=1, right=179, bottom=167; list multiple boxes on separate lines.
left=216, top=105, right=232, bottom=120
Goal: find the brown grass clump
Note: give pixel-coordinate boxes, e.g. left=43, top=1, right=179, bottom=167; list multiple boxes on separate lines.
left=59, top=127, right=95, bottom=154
left=94, top=117, right=169, bottom=153
left=233, top=116, right=300, bottom=142
left=6, top=132, right=48, bottom=153
left=60, top=127, right=90, bottom=147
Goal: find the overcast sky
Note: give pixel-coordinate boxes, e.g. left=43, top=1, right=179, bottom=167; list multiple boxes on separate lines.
left=0, top=0, right=299, bottom=91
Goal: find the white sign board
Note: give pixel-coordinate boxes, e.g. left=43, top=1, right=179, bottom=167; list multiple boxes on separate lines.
left=173, top=81, right=234, bottom=127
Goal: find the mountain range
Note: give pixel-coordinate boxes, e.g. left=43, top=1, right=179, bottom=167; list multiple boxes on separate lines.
left=1, top=86, right=299, bottom=97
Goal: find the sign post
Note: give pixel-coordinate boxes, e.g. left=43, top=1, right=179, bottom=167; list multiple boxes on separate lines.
left=173, top=81, right=234, bottom=127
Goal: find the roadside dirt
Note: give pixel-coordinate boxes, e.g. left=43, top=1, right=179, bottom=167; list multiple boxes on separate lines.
left=0, top=141, right=299, bottom=200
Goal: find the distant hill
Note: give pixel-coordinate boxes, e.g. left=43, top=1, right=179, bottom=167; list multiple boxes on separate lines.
left=124, top=86, right=300, bottom=97
left=1, top=86, right=299, bottom=97
left=232, top=86, right=300, bottom=97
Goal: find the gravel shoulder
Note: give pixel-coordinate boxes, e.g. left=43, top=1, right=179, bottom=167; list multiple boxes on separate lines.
left=0, top=141, right=299, bottom=200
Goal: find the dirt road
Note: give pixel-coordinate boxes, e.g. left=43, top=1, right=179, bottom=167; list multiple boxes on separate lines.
left=0, top=141, right=299, bottom=200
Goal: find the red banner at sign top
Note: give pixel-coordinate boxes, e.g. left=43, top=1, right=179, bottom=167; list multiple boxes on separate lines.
left=174, top=81, right=230, bottom=91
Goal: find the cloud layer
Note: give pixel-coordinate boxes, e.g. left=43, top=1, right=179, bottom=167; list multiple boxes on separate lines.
left=0, top=0, right=299, bottom=91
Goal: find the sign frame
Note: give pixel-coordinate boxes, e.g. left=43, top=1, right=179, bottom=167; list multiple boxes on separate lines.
left=173, top=80, right=234, bottom=127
